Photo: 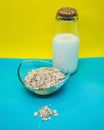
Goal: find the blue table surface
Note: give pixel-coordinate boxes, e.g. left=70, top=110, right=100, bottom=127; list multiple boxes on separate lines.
left=0, top=58, right=104, bottom=130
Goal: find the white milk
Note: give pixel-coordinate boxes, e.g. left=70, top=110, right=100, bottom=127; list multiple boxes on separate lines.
left=53, top=33, right=80, bottom=74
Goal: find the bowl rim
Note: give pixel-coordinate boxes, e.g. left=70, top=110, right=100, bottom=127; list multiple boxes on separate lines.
left=17, top=59, right=70, bottom=91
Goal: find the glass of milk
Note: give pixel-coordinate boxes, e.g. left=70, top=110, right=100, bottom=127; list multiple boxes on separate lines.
left=53, top=7, right=80, bottom=74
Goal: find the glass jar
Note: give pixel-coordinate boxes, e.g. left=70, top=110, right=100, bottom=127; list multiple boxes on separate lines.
left=53, top=7, right=80, bottom=74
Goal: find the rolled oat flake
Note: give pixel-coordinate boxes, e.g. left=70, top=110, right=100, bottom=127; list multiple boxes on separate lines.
left=24, top=67, right=65, bottom=90
left=33, top=105, right=59, bottom=121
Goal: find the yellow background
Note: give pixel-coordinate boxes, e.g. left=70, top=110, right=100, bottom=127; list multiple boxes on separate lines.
left=0, top=0, right=104, bottom=58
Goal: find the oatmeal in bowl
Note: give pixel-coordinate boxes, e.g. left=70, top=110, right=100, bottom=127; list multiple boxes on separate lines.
left=18, top=59, right=70, bottom=95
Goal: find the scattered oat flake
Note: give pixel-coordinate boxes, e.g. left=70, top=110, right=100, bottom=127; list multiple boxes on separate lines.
left=33, top=105, right=59, bottom=121
left=53, top=113, right=59, bottom=116
left=34, top=112, right=38, bottom=117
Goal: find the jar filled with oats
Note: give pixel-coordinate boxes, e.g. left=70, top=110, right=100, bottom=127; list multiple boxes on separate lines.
left=53, top=7, right=80, bottom=74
